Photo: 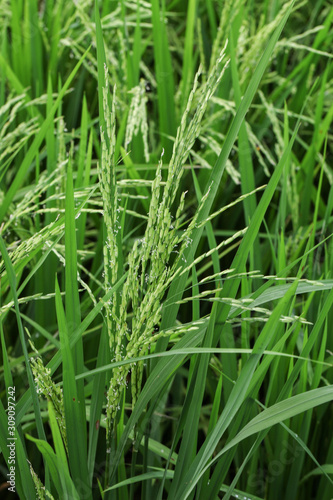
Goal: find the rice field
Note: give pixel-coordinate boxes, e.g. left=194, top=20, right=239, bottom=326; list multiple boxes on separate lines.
left=0, top=0, right=333, bottom=499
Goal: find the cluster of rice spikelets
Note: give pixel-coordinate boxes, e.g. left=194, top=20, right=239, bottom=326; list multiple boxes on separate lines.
left=97, top=46, right=230, bottom=440
left=125, top=79, right=150, bottom=162
left=29, top=460, right=55, bottom=500
left=28, top=335, right=68, bottom=454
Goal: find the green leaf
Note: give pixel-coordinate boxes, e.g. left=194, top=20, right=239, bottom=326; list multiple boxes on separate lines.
left=55, top=278, right=91, bottom=499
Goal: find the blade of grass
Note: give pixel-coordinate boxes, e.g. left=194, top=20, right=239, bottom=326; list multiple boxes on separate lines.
left=180, top=0, right=199, bottom=112
left=87, top=322, right=109, bottom=483
left=47, top=401, right=69, bottom=477
left=64, top=156, right=87, bottom=447
left=151, top=0, right=177, bottom=159
left=229, top=25, right=261, bottom=272
left=54, top=277, right=91, bottom=499
left=95, top=0, right=109, bottom=149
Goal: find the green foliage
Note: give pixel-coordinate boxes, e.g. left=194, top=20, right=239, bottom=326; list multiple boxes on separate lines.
left=0, top=1, right=333, bottom=499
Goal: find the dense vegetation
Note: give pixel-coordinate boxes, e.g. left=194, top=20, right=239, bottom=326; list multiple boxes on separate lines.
left=0, top=0, right=333, bottom=498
